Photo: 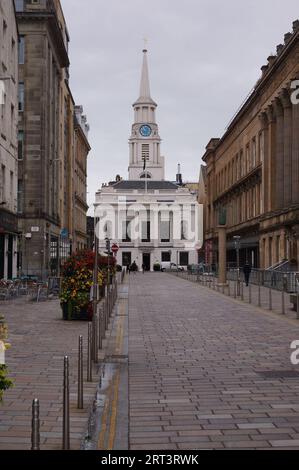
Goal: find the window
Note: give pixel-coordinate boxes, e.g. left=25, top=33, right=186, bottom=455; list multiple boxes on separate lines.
left=179, top=252, right=189, bottom=266
left=141, top=221, right=151, bottom=242
left=15, top=0, right=25, bottom=11
left=17, top=180, right=23, bottom=214
left=160, top=220, right=170, bottom=243
left=181, top=220, right=188, bottom=240
left=0, top=165, right=6, bottom=203
left=10, top=171, right=13, bottom=209
left=259, top=132, right=264, bottom=164
left=18, top=82, right=24, bottom=112
left=18, top=131, right=24, bottom=160
left=161, top=252, right=171, bottom=262
left=122, top=252, right=132, bottom=267
left=18, top=36, right=25, bottom=65
left=252, top=138, right=257, bottom=168
left=122, top=220, right=131, bottom=242
left=142, top=144, right=150, bottom=162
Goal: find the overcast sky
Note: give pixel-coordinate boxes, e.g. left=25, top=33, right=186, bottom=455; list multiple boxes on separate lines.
left=61, top=0, right=299, bottom=213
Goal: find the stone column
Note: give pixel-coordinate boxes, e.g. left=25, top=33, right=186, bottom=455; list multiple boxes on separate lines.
left=281, top=89, right=292, bottom=207
left=264, top=236, right=269, bottom=269
left=217, top=226, right=227, bottom=285
left=259, top=112, right=268, bottom=213
left=273, top=99, right=284, bottom=210
left=292, top=83, right=299, bottom=204
left=266, top=105, right=276, bottom=212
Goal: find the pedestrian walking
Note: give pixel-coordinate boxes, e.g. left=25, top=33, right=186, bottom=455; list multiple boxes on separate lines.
left=142, top=264, right=146, bottom=274
left=127, top=264, right=131, bottom=275
left=131, top=261, right=138, bottom=275
left=243, top=262, right=252, bottom=287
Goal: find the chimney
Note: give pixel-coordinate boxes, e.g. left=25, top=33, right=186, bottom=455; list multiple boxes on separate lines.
left=176, top=164, right=183, bottom=186
left=293, top=20, right=299, bottom=32
left=284, top=32, right=292, bottom=44
left=267, top=55, right=276, bottom=67
left=261, top=64, right=269, bottom=76
left=276, top=44, right=284, bottom=55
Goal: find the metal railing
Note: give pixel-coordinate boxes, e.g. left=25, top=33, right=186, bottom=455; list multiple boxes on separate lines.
left=227, top=269, right=298, bottom=293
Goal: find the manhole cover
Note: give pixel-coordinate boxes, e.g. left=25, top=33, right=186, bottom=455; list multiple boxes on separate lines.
left=257, top=370, right=299, bottom=379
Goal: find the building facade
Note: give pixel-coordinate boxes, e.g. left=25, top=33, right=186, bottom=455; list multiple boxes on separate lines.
left=0, top=0, right=18, bottom=279
left=15, top=0, right=89, bottom=278
left=202, top=20, right=299, bottom=270
left=95, top=50, right=202, bottom=271
left=73, top=105, right=90, bottom=252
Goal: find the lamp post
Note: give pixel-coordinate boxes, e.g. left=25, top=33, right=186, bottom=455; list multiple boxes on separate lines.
left=233, top=235, right=241, bottom=296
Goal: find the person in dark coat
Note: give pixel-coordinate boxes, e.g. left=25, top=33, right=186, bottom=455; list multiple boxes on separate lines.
left=243, top=262, right=252, bottom=287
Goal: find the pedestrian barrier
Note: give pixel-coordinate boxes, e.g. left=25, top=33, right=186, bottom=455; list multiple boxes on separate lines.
left=171, top=270, right=299, bottom=321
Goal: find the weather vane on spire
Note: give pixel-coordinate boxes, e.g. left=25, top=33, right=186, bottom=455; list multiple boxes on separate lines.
left=143, top=37, right=148, bottom=51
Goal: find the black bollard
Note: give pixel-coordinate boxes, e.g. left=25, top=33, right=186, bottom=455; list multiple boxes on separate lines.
left=78, top=336, right=83, bottom=409
left=62, top=356, right=70, bottom=450
left=31, top=399, right=40, bottom=451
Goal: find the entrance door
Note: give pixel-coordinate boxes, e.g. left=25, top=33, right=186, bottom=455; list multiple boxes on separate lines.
left=142, top=253, right=151, bottom=271
left=0, top=235, right=4, bottom=279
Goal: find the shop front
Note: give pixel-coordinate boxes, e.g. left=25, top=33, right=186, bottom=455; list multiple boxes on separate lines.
left=0, top=209, right=18, bottom=280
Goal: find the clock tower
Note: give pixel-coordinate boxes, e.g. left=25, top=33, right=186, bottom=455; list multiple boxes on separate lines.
left=128, top=49, right=165, bottom=181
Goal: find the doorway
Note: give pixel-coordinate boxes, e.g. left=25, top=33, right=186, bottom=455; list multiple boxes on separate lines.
left=142, top=253, right=151, bottom=271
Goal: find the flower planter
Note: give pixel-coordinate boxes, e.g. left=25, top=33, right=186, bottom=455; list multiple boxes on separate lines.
left=61, top=301, right=92, bottom=322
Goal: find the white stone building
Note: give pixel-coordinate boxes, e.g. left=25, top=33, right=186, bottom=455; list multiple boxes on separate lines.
left=0, top=0, right=18, bottom=279
left=94, top=50, right=202, bottom=271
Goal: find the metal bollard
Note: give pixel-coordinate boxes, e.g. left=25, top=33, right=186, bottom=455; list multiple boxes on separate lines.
left=63, top=356, right=70, bottom=450
left=92, top=311, right=98, bottom=363
left=78, top=336, right=83, bottom=409
left=241, top=281, right=244, bottom=301
left=222, top=284, right=225, bottom=295
left=98, top=305, right=103, bottom=350
left=269, top=287, right=272, bottom=311
left=87, top=323, right=92, bottom=382
left=249, top=284, right=252, bottom=304
left=258, top=284, right=261, bottom=307
left=228, top=281, right=231, bottom=297
left=234, top=281, right=237, bottom=299
left=31, top=399, right=40, bottom=451
left=281, top=290, right=285, bottom=315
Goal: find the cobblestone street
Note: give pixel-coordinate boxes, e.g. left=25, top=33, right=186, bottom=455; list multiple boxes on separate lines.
left=2, top=273, right=299, bottom=451
left=128, top=273, right=299, bottom=450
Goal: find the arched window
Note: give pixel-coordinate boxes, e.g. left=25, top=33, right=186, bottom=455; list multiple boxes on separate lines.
left=140, top=172, right=152, bottom=179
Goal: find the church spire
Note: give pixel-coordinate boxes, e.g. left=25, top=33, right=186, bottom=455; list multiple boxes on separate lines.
left=139, top=49, right=151, bottom=100
left=134, top=49, right=156, bottom=106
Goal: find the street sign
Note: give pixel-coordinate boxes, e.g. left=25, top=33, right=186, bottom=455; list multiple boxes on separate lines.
left=111, top=243, right=119, bottom=255
left=31, top=227, right=40, bottom=233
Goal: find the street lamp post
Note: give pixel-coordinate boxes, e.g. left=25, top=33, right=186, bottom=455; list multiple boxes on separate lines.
left=233, top=235, right=241, bottom=296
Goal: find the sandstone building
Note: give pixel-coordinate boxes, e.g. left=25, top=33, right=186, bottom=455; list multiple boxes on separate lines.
left=15, top=0, right=90, bottom=278
left=0, top=0, right=18, bottom=279
left=202, top=20, right=299, bottom=270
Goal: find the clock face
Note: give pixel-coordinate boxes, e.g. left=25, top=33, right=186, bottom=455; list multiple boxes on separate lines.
left=140, top=125, right=152, bottom=137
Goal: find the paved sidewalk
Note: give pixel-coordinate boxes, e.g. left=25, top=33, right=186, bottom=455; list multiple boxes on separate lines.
left=128, top=273, right=299, bottom=450
left=0, top=298, right=100, bottom=450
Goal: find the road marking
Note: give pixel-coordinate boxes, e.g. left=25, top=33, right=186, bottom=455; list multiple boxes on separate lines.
left=107, top=369, right=120, bottom=450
